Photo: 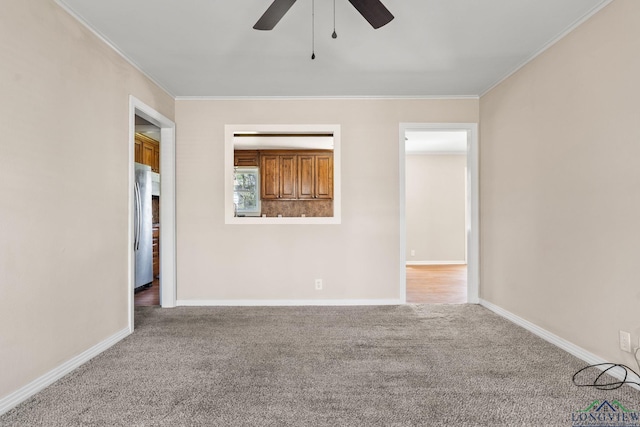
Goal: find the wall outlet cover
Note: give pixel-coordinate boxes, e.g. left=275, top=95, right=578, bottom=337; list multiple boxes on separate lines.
left=619, top=330, right=631, bottom=352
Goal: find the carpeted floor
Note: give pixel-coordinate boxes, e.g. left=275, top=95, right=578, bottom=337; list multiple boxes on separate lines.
left=1, top=304, right=639, bottom=426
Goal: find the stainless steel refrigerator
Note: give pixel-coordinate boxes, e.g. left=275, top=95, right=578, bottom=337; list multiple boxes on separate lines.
left=134, top=163, right=153, bottom=290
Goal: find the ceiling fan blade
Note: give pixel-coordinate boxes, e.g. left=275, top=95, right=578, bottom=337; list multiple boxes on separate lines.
left=347, top=0, right=394, bottom=29
left=253, top=0, right=297, bottom=30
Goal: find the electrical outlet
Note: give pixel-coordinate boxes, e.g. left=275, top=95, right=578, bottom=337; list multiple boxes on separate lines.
left=410, top=249, right=415, bottom=256
left=619, top=330, right=631, bottom=352
left=315, top=279, right=323, bottom=290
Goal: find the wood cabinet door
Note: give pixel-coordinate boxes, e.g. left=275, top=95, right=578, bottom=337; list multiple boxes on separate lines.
left=279, top=155, right=297, bottom=199
left=297, top=155, right=315, bottom=199
left=134, top=138, right=142, bottom=163
left=234, top=150, right=259, bottom=167
left=135, top=134, right=160, bottom=172
left=259, top=151, right=331, bottom=200
left=315, top=154, right=333, bottom=199
left=142, top=140, right=155, bottom=170
left=153, top=145, right=160, bottom=173
left=261, top=154, right=280, bottom=199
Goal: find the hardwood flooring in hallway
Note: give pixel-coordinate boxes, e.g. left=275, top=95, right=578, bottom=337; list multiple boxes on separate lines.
left=134, top=277, right=160, bottom=306
left=406, top=264, right=467, bottom=304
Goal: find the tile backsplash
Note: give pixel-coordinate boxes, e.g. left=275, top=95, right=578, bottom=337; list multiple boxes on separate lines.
left=260, top=200, right=333, bottom=217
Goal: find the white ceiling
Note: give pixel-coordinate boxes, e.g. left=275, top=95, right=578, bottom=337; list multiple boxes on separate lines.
left=55, top=0, right=609, bottom=98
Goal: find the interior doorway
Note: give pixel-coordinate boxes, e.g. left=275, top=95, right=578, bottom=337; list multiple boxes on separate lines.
left=399, top=123, right=479, bottom=304
left=133, top=115, right=161, bottom=306
left=128, top=96, right=177, bottom=331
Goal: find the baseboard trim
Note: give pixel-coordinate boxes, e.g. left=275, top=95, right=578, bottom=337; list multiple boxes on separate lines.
left=0, top=327, right=131, bottom=416
left=406, top=261, right=466, bottom=266
left=479, top=299, right=640, bottom=392
left=177, top=299, right=403, bottom=307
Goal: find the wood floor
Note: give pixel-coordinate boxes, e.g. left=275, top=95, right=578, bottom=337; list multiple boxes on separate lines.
left=134, top=264, right=467, bottom=306
left=406, top=264, right=467, bottom=304
left=134, top=277, right=160, bottom=306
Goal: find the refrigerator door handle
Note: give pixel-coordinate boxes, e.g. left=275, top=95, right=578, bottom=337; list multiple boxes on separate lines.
left=138, top=182, right=142, bottom=250
left=134, top=182, right=140, bottom=250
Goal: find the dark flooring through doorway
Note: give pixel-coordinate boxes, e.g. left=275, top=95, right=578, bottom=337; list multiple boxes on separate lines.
left=134, top=277, right=159, bottom=306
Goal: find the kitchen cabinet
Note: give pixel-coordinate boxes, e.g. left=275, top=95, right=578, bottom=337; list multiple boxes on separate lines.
left=234, top=150, right=259, bottom=167
left=134, top=138, right=142, bottom=164
left=152, top=144, right=160, bottom=172
left=261, top=153, right=297, bottom=199
left=135, top=133, right=160, bottom=173
left=261, top=150, right=333, bottom=200
left=260, top=154, right=279, bottom=199
left=280, top=155, right=297, bottom=199
left=315, top=154, right=333, bottom=199
left=298, top=155, right=314, bottom=199
left=298, top=153, right=333, bottom=199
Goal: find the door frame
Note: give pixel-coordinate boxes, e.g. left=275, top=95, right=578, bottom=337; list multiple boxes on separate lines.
left=399, top=123, right=479, bottom=303
left=128, top=96, right=177, bottom=331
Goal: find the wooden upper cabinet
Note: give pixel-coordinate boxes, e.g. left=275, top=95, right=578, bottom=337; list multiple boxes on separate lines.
left=142, top=141, right=155, bottom=169
left=298, top=153, right=333, bottom=199
left=234, top=150, right=259, bottom=167
left=260, top=153, right=297, bottom=199
left=153, top=148, right=160, bottom=172
left=135, top=133, right=160, bottom=173
left=260, top=154, right=280, bottom=199
left=279, top=154, right=297, bottom=199
left=315, top=154, right=333, bottom=199
left=134, top=138, right=142, bottom=163
left=297, top=155, right=315, bottom=199
left=260, top=150, right=332, bottom=200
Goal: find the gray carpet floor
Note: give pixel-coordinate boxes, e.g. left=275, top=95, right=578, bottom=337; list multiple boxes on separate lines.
left=1, top=304, right=639, bottom=426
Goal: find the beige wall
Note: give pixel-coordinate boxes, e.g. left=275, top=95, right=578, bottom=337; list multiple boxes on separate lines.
left=175, top=99, right=478, bottom=302
left=406, top=154, right=466, bottom=263
left=480, top=0, right=640, bottom=365
left=0, top=0, right=174, bottom=400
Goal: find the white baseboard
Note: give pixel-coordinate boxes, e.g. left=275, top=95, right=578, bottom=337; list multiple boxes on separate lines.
left=0, top=327, right=131, bottom=416
left=479, top=299, right=640, bottom=392
left=406, top=261, right=466, bottom=266
left=177, top=298, right=403, bottom=307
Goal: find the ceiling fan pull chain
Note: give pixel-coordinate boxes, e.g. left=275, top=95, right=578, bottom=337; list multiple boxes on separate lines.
left=311, top=0, right=316, bottom=59
left=332, top=0, right=338, bottom=39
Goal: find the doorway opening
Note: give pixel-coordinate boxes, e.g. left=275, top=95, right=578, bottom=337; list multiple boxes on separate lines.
left=133, top=115, right=161, bottom=306
left=128, top=96, right=177, bottom=332
left=399, top=123, right=479, bottom=304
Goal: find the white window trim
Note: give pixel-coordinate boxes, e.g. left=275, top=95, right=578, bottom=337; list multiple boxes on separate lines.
left=225, top=124, right=341, bottom=225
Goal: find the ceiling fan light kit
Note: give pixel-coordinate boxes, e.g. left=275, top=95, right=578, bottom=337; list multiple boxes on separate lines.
left=253, top=0, right=394, bottom=59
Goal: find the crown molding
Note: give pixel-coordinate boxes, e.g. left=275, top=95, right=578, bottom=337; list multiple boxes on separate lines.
left=175, top=95, right=480, bottom=101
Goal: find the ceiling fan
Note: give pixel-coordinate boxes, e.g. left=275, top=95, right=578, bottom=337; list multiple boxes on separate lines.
left=253, top=0, right=394, bottom=31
